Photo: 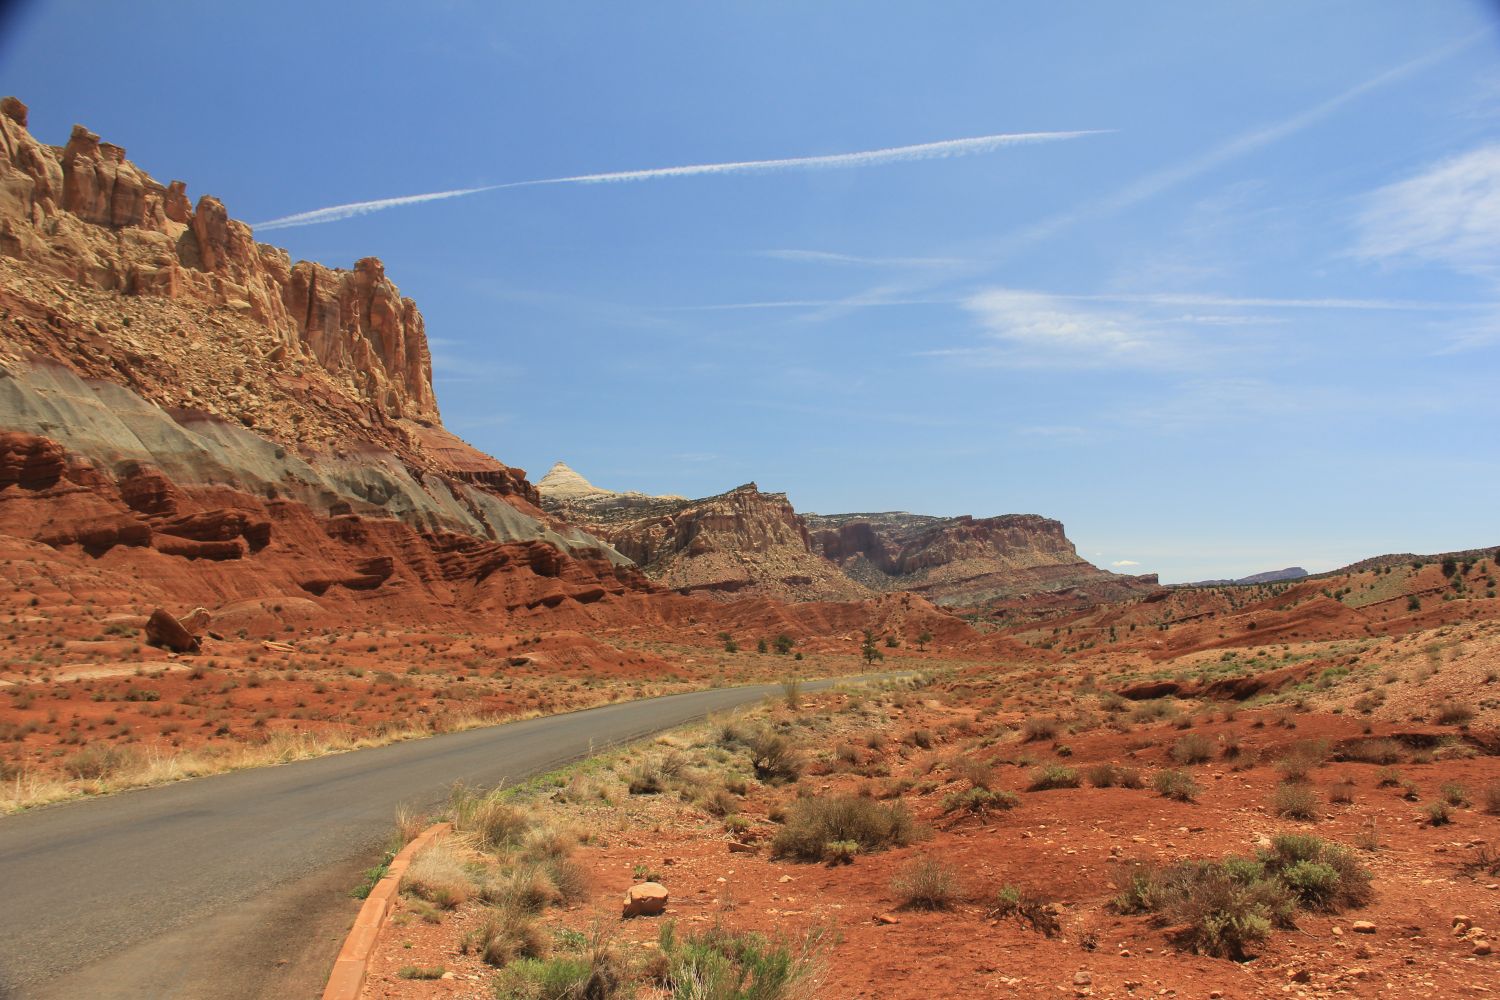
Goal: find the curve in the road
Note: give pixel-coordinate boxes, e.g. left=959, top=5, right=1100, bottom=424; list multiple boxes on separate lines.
left=0, top=676, right=868, bottom=999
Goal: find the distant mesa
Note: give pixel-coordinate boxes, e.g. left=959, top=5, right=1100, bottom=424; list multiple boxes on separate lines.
left=540, top=463, right=1158, bottom=608
left=1183, top=567, right=1309, bottom=587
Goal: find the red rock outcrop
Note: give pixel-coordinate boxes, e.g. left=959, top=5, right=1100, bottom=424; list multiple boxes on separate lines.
left=539, top=465, right=871, bottom=602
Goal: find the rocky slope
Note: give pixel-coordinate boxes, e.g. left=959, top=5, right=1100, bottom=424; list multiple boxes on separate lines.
left=805, top=510, right=1159, bottom=607
left=538, top=464, right=872, bottom=602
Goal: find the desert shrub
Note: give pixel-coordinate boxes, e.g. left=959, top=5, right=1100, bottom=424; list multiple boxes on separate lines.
left=987, top=884, right=1060, bottom=936
left=656, top=921, right=824, bottom=1000
left=771, top=795, right=921, bottom=861
left=1439, top=781, right=1469, bottom=806
left=1170, top=733, right=1214, bottom=765
left=1128, top=699, right=1179, bottom=724
left=1374, top=766, right=1402, bottom=787
left=955, top=757, right=993, bottom=790
left=699, top=787, right=739, bottom=818
left=493, top=930, right=631, bottom=1000
left=1112, top=837, right=1370, bottom=960
left=1116, top=765, right=1145, bottom=789
left=1259, top=834, right=1372, bottom=910
left=63, top=744, right=135, bottom=780
left=1113, top=860, right=1293, bottom=960
left=627, top=761, right=666, bottom=795
left=465, top=907, right=549, bottom=967
left=1426, top=800, right=1453, bottom=825
left=1153, top=769, right=1201, bottom=802
left=1021, top=717, right=1059, bottom=742
left=1433, top=700, right=1475, bottom=726
left=1328, top=779, right=1356, bottom=804
left=1273, top=783, right=1319, bottom=820
left=940, top=786, right=1019, bottom=818
left=1482, top=781, right=1500, bottom=815
left=1026, top=765, right=1081, bottom=792
left=401, top=841, right=473, bottom=909
left=1275, top=740, right=1329, bottom=783
left=891, top=855, right=960, bottom=910
left=747, top=729, right=804, bottom=785
left=1083, top=762, right=1119, bottom=787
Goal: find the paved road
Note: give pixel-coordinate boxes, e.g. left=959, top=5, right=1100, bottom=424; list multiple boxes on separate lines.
left=0, top=678, right=857, bottom=999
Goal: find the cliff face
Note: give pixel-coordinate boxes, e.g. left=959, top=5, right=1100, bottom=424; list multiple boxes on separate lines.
left=805, top=510, right=1158, bottom=607
left=0, top=97, right=435, bottom=428
left=538, top=464, right=871, bottom=602
left=0, top=98, right=624, bottom=571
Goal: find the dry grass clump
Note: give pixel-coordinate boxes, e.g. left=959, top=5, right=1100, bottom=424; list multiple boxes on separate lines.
left=464, top=908, right=549, bottom=967
left=1433, top=700, right=1475, bottom=726
left=1021, top=717, right=1059, bottom=742
left=1340, top=737, right=1404, bottom=765
left=1275, top=740, right=1329, bottom=783
left=654, top=921, right=826, bottom=1000
left=1482, top=781, right=1500, bottom=815
left=1152, top=769, right=1201, bottom=802
left=1170, top=733, right=1214, bottom=765
left=1272, top=783, right=1319, bottom=820
left=891, top=855, right=960, bottom=910
left=492, top=928, right=633, bottom=999
left=1026, top=765, right=1080, bottom=791
left=401, top=840, right=474, bottom=909
left=771, top=795, right=922, bottom=862
left=452, top=787, right=532, bottom=852
left=940, top=786, right=1019, bottom=818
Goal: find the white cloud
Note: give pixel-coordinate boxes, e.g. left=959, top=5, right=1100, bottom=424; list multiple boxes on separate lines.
left=940, top=288, right=1195, bottom=368
left=1111, top=559, right=1141, bottom=567
left=1355, top=143, right=1500, bottom=276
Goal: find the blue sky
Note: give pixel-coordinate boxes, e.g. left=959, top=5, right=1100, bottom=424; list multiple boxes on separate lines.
left=2, top=2, right=1497, bottom=582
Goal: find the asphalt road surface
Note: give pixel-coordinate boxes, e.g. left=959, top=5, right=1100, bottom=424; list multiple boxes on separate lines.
left=0, top=677, right=862, bottom=999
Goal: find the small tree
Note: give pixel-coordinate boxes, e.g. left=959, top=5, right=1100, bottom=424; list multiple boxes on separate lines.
left=756, top=638, right=768, bottom=654
left=773, top=634, right=795, bottom=655
left=861, top=630, right=884, bottom=666
left=917, top=631, right=932, bottom=652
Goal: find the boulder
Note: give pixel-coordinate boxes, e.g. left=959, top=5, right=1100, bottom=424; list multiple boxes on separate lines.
left=144, top=608, right=200, bottom=653
left=621, top=881, right=668, bottom=918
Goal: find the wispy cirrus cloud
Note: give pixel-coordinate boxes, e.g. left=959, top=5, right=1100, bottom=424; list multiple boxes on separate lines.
left=1007, top=32, right=1487, bottom=249
left=1354, top=142, right=1500, bottom=277
left=758, top=248, right=972, bottom=268
left=253, top=128, right=1109, bottom=230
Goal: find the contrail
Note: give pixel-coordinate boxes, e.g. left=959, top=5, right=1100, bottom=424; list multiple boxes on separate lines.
left=252, top=129, right=1109, bottom=230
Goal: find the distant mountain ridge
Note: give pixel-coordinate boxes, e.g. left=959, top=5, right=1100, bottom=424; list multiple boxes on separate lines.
left=1183, top=567, right=1309, bottom=587
left=539, top=463, right=1159, bottom=606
